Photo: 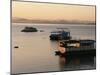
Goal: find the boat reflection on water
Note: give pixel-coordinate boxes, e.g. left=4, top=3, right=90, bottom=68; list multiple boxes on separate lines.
left=59, top=55, right=96, bottom=71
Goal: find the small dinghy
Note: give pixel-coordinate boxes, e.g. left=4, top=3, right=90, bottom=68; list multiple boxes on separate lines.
left=14, top=46, right=19, bottom=48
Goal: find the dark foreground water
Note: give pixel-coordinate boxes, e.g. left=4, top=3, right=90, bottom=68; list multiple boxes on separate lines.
left=12, top=23, right=96, bottom=74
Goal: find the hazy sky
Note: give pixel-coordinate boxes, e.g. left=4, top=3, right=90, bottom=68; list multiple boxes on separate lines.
left=12, top=1, right=95, bottom=21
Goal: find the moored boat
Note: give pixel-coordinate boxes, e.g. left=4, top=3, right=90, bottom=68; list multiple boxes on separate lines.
left=55, top=39, right=96, bottom=56
left=21, top=27, right=38, bottom=32
left=50, top=28, right=71, bottom=40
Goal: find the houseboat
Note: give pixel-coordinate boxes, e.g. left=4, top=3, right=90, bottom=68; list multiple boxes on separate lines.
left=55, top=39, right=96, bottom=56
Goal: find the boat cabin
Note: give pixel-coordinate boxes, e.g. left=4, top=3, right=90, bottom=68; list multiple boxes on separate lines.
left=59, top=40, right=95, bottom=48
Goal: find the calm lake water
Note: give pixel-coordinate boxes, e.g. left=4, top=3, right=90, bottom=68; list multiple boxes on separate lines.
left=12, top=23, right=96, bottom=74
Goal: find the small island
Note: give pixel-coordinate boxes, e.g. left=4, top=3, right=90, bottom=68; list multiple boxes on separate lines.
left=21, top=27, right=38, bottom=32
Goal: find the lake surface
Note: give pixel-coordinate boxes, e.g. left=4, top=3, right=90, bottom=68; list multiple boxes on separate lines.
left=12, top=23, right=96, bottom=74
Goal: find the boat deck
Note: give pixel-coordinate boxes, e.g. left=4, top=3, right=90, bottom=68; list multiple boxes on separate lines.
left=66, top=47, right=95, bottom=52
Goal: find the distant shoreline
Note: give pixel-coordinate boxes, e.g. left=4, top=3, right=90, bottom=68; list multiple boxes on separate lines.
left=12, top=22, right=96, bottom=25
left=12, top=18, right=95, bottom=25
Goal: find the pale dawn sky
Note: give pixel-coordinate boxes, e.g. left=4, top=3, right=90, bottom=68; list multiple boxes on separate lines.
left=12, top=1, right=95, bottom=22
